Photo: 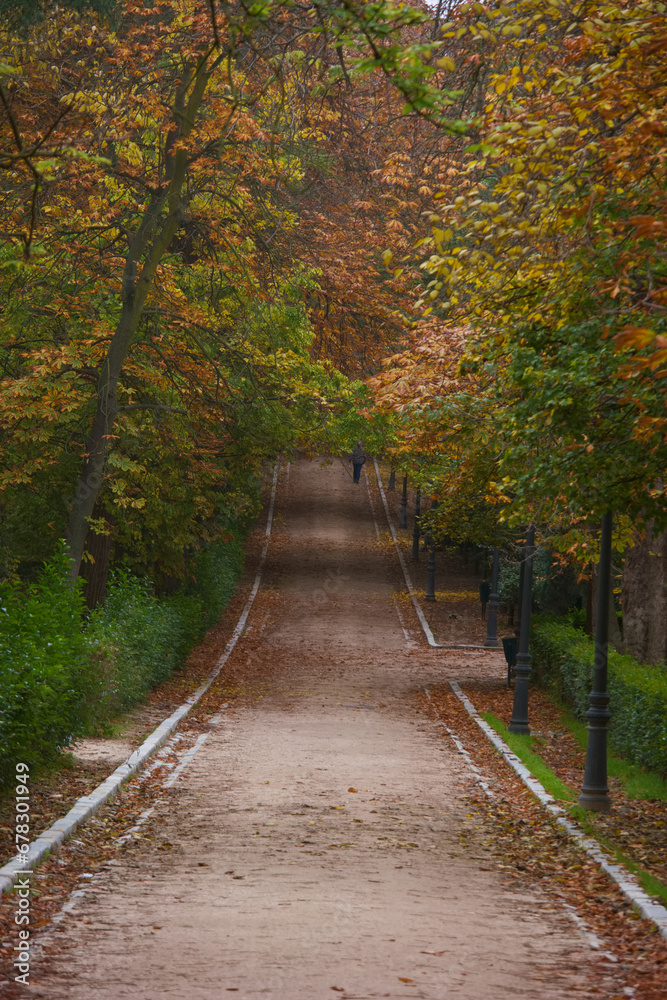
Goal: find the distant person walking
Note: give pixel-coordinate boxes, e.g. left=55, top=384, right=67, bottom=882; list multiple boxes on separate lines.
left=350, top=442, right=367, bottom=483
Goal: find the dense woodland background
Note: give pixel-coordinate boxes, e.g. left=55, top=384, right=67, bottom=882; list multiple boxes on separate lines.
left=0, top=0, right=666, bottom=780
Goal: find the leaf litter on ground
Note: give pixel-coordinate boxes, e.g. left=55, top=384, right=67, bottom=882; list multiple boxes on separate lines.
left=421, top=684, right=667, bottom=1000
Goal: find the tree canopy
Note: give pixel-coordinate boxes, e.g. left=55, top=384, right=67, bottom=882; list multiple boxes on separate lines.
left=0, top=0, right=459, bottom=581
left=1, top=0, right=665, bottom=663
left=371, top=0, right=667, bottom=568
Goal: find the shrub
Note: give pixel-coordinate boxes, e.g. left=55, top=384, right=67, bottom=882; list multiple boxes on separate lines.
left=0, top=532, right=246, bottom=786
left=0, top=545, right=100, bottom=787
left=89, top=535, right=244, bottom=715
left=89, top=573, right=185, bottom=712
left=532, top=616, right=667, bottom=775
left=185, top=535, right=244, bottom=630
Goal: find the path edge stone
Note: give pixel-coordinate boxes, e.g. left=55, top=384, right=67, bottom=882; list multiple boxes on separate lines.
left=449, top=680, right=667, bottom=941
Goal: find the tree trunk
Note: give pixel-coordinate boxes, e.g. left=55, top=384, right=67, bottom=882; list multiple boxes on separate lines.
left=64, top=55, right=217, bottom=581
left=646, top=527, right=667, bottom=664
left=80, top=512, right=114, bottom=609
left=622, top=522, right=667, bottom=664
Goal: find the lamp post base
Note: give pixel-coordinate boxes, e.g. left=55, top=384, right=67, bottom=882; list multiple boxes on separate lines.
left=577, top=790, right=612, bottom=813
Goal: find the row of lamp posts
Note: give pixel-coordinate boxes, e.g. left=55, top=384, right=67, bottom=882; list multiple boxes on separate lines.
left=390, top=470, right=436, bottom=603
left=507, top=520, right=612, bottom=810
left=505, top=518, right=612, bottom=811
left=389, top=470, right=612, bottom=813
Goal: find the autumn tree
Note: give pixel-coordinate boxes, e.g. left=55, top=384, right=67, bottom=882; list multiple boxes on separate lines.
left=0, top=0, right=465, bottom=587
left=368, top=321, right=510, bottom=545
left=368, top=1, right=667, bottom=658
left=415, top=0, right=667, bottom=522
left=238, top=1, right=470, bottom=376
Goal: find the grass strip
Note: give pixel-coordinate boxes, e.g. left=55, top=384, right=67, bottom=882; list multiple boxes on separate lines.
left=481, top=712, right=576, bottom=802
left=482, top=711, right=667, bottom=908
left=554, top=703, right=667, bottom=802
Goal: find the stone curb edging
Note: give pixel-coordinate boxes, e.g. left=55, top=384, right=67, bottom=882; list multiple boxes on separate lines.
left=372, top=459, right=502, bottom=652
left=0, top=464, right=280, bottom=897
left=449, top=680, right=667, bottom=941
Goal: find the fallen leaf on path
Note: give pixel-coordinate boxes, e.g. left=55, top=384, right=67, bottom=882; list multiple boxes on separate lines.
left=348, top=787, right=358, bottom=792
left=398, top=977, right=414, bottom=983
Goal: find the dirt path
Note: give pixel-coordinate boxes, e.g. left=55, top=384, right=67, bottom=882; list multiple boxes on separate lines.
left=26, top=460, right=609, bottom=999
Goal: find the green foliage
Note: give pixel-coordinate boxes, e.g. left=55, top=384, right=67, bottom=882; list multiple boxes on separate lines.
left=0, top=545, right=99, bottom=787
left=532, top=617, right=667, bottom=775
left=89, top=573, right=186, bottom=711
left=0, top=528, right=245, bottom=786
left=560, top=705, right=667, bottom=802
left=494, top=319, right=667, bottom=528
left=482, top=711, right=576, bottom=802
left=498, top=548, right=582, bottom=615
left=309, top=379, right=396, bottom=460
left=183, top=532, right=245, bottom=631
left=0, top=0, right=116, bottom=30
left=498, top=556, right=520, bottom=609
left=415, top=453, right=503, bottom=547
left=0, top=477, right=73, bottom=582
left=90, top=534, right=244, bottom=714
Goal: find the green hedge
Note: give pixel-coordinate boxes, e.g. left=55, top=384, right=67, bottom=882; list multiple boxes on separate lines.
left=0, top=546, right=101, bottom=786
left=90, top=536, right=244, bottom=713
left=0, top=535, right=244, bottom=788
left=532, top=616, right=667, bottom=775
left=89, top=574, right=195, bottom=711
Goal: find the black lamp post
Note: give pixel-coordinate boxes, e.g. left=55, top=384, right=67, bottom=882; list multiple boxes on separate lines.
left=412, top=487, right=421, bottom=561
left=484, top=547, right=500, bottom=647
left=424, top=537, right=436, bottom=602
left=424, top=498, right=437, bottom=550
left=509, top=526, right=535, bottom=735
left=480, top=581, right=491, bottom=618
left=578, top=511, right=613, bottom=813
left=514, top=551, right=526, bottom=645
left=388, top=468, right=396, bottom=491
left=399, top=474, right=408, bottom=529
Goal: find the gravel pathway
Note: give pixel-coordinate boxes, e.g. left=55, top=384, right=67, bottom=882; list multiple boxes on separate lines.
left=28, top=459, right=603, bottom=999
